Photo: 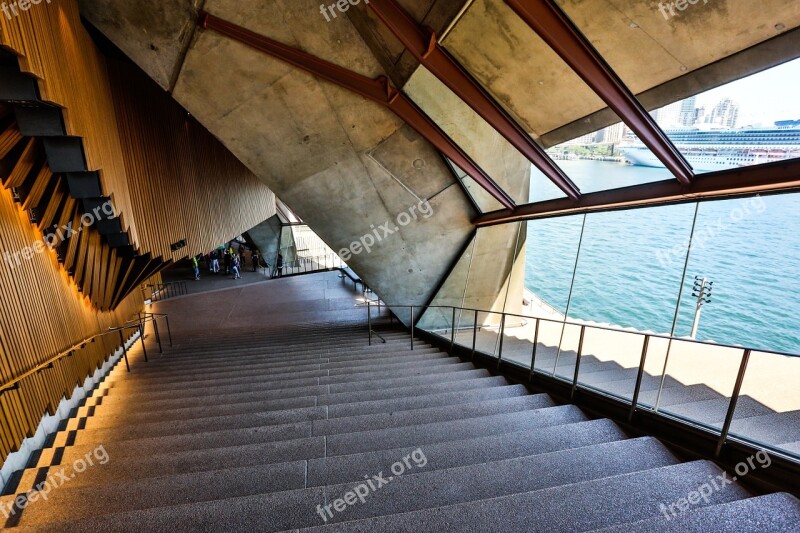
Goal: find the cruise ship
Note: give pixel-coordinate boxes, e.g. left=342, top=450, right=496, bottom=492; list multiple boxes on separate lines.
left=620, top=121, right=800, bottom=172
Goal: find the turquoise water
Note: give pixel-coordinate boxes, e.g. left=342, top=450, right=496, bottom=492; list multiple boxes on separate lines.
left=524, top=160, right=800, bottom=354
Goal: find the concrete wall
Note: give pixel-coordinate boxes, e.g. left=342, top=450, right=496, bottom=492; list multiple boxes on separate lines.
left=247, top=215, right=283, bottom=267
left=114, top=0, right=478, bottom=310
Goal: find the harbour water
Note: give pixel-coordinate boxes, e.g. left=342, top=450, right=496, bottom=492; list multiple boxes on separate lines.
left=524, top=160, right=800, bottom=354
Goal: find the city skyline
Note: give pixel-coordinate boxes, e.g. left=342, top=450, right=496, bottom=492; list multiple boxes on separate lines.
left=556, top=57, right=799, bottom=148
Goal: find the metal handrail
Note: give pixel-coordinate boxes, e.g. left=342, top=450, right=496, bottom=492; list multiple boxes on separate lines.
left=366, top=302, right=387, bottom=345
left=129, top=312, right=173, bottom=353
left=371, top=303, right=800, bottom=359
left=368, top=302, right=800, bottom=460
left=0, top=313, right=169, bottom=394
left=147, top=281, right=187, bottom=301
left=269, top=251, right=342, bottom=278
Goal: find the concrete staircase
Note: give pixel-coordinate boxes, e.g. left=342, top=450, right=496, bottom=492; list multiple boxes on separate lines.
left=2, top=322, right=799, bottom=531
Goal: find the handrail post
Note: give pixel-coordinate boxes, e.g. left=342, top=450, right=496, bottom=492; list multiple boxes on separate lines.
left=629, top=335, right=650, bottom=422
left=529, top=318, right=540, bottom=382
left=119, top=330, right=130, bottom=372
left=450, top=307, right=456, bottom=354
left=410, top=307, right=414, bottom=351
left=368, top=302, right=372, bottom=346
left=571, top=325, right=586, bottom=399
left=153, top=317, right=162, bottom=354
left=497, top=313, right=506, bottom=368
left=164, top=315, right=173, bottom=347
left=139, top=322, right=148, bottom=362
left=471, top=309, right=478, bottom=361
left=716, top=349, right=752, bottom=457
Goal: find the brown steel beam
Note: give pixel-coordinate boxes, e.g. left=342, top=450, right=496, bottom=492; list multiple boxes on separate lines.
left=505, top=0, right=694, bottom=185
left=474, top=158, right=800, bottom=226
left=198, top=11, right=515, bottom=209
left=367, top=0, right=580, bottom=200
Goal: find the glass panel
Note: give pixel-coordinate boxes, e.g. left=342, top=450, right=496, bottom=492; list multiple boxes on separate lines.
left=550, top=322, right=583, bottom=383
left=404, top=66, right=530, bottom=211
left=463, top=224, right=523, bottom=315
left=647, top=60, right=800, bottom=175
left=418, top=235, right=477, bottom=330
left=474, top=311, right=503, bottom=359
left=655, top=340, right=745, bottom=430
left=453, top=308, right=478, bottom=351
left=533, top=318, right=569, bottom=374
left=632, top=336, right=672, bottom=408
left=729, top=351, right=800, bottom=457
left=529, top=164, right=567, bottom=203
left=496, top=312, right=535, bottom=368
left=525, top=216, right=583, bottom=318
left=273, top=225, right=341, bottom=275
left=567, top=203, right=696, bottom=334
left=577, top=328, right=650, bottom=402
left=676, top=195, right=800, bottom=353
left=422, top=306, right=455, bottom=344
left=547, top=115, right=676, bottom=194
left=445, top=158, right=505, bottom=213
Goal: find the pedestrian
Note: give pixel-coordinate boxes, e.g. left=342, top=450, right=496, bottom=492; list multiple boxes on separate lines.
left=211, top=250, right=220, bottom=273
left=252, top=250, right=260, bottom=272
left=192, top=256, right=200, bottom=281
left=276, top=252, right=283, bottom=278
left=224, top=247, right=232, bottom=275
left=232, top=254, right=241, bottom=280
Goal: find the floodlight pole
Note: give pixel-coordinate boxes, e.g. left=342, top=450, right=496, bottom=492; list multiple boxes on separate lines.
left=690, top=276, right=712, bottom=339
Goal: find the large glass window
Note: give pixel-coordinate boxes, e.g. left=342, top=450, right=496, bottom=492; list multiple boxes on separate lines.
left=648, top=59, right=800, bottom=175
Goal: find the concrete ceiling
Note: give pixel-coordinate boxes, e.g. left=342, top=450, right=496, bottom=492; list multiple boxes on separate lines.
left=79, top=0, right=800, bottom=137
left=440, top=0, right=800, bottom=137
left=76, top=0, right=800, bottom=308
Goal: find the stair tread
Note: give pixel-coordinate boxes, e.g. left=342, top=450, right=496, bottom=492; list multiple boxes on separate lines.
left=297, top=461, right=751, bottom=533
left=592, top=492, right=800, bottom=532
left=31, top=460, right=748, bottom=532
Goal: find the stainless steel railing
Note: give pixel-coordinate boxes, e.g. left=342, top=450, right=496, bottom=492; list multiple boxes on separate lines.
left=365, top=302, right=799, bottom=461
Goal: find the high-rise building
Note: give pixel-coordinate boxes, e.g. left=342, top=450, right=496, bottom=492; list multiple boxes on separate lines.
left=694, top=106, right=706, bottom=125
left=679, top=96, right=697, bottom=126
left=650, top=101, right=682, bottom=128
left=707, top=97, right=740, bottom=128
left=600, top=122, right=627, bottom=144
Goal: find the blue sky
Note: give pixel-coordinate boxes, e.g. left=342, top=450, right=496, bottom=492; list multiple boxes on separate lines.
left=694, top=57, right=800, bottom=126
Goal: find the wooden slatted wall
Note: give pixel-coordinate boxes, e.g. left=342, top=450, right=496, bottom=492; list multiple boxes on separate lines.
left=0, top=0, right=276, bottom=462
left=0, top=182, right=147, bottom=461
left=0, top=0, right=275, bottom=265
left=0, top=0, right=139, bottom=245
left=107, top=61, right=276, bottom=260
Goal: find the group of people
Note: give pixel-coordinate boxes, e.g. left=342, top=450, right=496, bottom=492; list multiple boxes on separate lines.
left=192, top=243, right=265, bottom=281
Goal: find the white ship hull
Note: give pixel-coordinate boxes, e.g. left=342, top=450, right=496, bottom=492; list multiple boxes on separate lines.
left=619, top=146, right=788, bottom=173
